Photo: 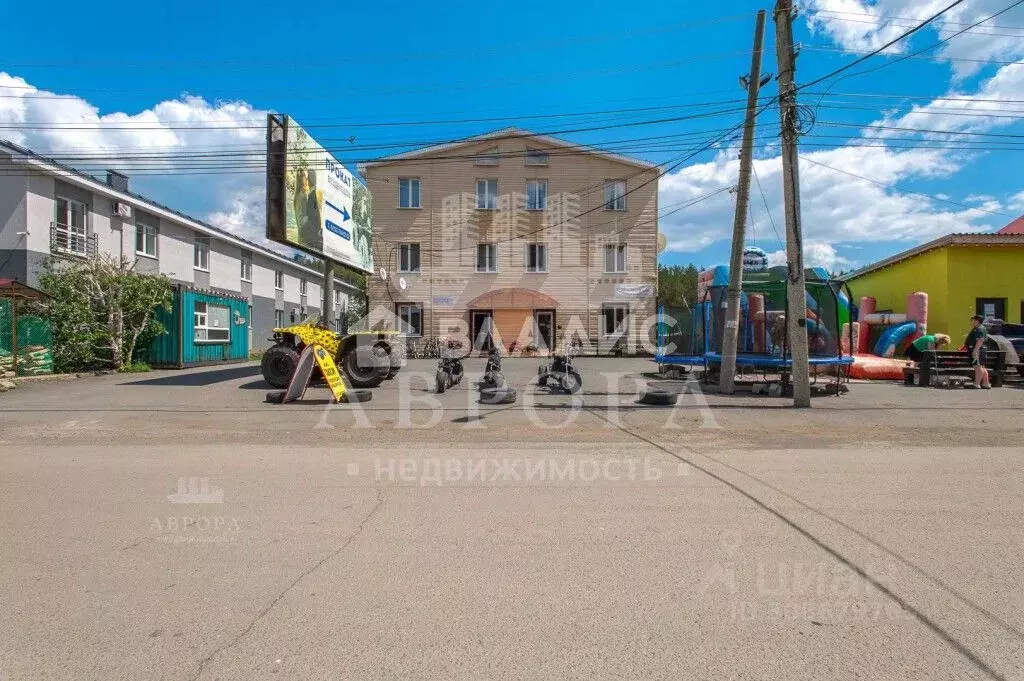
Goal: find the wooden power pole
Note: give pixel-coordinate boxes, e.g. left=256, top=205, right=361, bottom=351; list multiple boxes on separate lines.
left=774, top=0, right=811, bottom=407
left=719, top=9, right=767, bottom=394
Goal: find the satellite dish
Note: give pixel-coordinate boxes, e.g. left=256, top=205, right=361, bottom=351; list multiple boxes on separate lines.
left=399, top=277, right=407, bottom=291
left=657, top=232, right=667, bottom=253
left=378, top=267, right=388, bottom=281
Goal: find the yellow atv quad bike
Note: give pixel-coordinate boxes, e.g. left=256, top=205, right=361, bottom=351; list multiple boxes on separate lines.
left=260, top=314, right=405, bottom=390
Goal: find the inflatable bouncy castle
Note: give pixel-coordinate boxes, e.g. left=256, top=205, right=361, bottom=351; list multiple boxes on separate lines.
left=845, top=292, right=928, bottom=380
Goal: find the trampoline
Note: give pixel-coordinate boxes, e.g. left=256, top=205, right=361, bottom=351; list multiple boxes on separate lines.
left=655, top=266, right=854, bottom=379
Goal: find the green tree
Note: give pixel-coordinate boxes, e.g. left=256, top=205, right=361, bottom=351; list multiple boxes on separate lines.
left=658, top=264, right=700, bottom=310
left=38, top=256, right=172, bottom=372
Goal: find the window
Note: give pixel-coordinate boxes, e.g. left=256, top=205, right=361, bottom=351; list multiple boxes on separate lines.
left=300, top=279, right=308, bottom=296
left=240, top=251, right=252, bottom=281
left=194, top=301, right=231, bottom=343
left=476, top=179, right=498, bottom=209
left=194, top=237, right=210, bottom=271
left=275, top=309, right=284, bottom=327
left=399, top=243, right=421, bottom=272
left=476, top=243, right=497, bottom=272
left=604, top=180, right=627, bottom=211
left=526, top=180, right=548, bottom=211
left=604, top=244, right=627, bottom=273
left=602, top=304, right=629, bottom=337
left=474, top=147, right=500, bottom=165
left=135, top=219, right=158, bottom=258
left=274, top=270, right=284, bottom=290
left=525, top=148, right=549, bottom=166
left=397, top=303, right=423, bottom=337
left=54, top=196, right=88, bottom=254
left=525, top=243, right=548, bottom=273
left=398, top=178, right=421, bottom=208
left=976, top=297, right=1007, bottom=320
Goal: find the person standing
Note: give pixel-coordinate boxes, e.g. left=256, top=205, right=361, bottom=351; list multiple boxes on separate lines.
left=964, top=315, right=991, bottom=389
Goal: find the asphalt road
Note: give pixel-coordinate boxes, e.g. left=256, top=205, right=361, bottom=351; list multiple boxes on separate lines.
left=2, top=360, right=1023, bottom=680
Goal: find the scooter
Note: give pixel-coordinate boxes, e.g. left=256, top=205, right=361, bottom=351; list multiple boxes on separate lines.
left=435, top=339, right=465, bottom=393
left=479, top=347, right=507, bottom=390
left=537, top=339, right=583, bottom=394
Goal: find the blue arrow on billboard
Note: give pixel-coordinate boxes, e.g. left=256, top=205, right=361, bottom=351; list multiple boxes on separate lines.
left=326, top=201, right=351, bottom=222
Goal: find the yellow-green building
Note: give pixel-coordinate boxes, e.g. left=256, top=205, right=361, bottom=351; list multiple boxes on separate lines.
left=842, top=233, right=1024, bottom=344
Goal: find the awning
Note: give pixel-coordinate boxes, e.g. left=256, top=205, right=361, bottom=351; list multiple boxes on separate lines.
left=466, top=287, right=558, bottom=310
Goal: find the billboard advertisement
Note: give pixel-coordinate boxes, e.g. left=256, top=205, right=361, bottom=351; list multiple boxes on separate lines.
left=266, top=114, right=374, bottom=273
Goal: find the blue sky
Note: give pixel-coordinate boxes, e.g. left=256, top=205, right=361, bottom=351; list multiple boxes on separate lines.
left=3, top=0, right=1023, bottom=272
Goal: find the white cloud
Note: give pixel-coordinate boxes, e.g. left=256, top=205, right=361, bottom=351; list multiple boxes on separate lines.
left=765, top=242, right=856, bottom=272
left=0, top=72, right=269, bottom=244
left=1007, top=190, right=1024, bottom=213
left=803, top=0, right=1024, bottom=78
left=659, top=51, right=1024, bottom=260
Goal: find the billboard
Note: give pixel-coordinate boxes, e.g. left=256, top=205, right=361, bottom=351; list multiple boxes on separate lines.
left=266, top=114, right=374, bottom=274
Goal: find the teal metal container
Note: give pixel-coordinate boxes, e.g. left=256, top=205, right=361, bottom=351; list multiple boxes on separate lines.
left=149, top=285, right=250, bottom=368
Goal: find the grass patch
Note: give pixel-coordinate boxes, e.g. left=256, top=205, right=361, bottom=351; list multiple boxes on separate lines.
left=119, top=361, right=152, bottom=373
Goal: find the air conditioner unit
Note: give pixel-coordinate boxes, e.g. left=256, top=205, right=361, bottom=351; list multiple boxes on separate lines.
left=113, top=201, right=132, bottom=219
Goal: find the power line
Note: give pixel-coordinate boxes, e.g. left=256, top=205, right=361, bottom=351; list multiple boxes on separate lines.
left=751, top=164, right=784, bottom=245
left=800, top=155, right=1017, bottom=217
left=797, top=0, right=968, bottom=91
left=815, top=0, right=1024, bottom=85
left=808, top=8, right=1024, bottom=32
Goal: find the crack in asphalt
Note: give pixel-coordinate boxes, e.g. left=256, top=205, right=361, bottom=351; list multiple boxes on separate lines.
left=583, top=407, right=1009, bottom=681
left=189, top=488, right=386, bottom=681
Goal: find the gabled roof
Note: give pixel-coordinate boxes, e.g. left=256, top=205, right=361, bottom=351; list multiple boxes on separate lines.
left=997, top=214, right=1024, bottom=234
left=0, top=140, right=359, bottom=294
left=358, top=126, right=657, bottom=171
left=841, top=232, right=1024, bottom=281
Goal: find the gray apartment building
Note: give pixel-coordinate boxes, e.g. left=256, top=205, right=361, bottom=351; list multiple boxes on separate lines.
left=0, top=141, right=359, bottom=351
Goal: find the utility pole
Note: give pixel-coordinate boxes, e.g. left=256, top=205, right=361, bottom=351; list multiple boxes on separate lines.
left=719, top=9, right=767, bottom=394
left=774, top=0, right=811, bottom=407
left=322, top=262, right=335, bottom=330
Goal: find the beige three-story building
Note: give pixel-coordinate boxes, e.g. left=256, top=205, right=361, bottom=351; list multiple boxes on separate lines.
left=359, top=128, right=658, bottom=355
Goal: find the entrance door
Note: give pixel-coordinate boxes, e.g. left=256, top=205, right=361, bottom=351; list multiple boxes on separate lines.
left=534, top=310, right=554, bottom=351
left=471, top=311, right=494, bottom=352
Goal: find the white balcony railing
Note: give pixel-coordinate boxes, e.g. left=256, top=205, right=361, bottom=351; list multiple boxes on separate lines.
left=50, top=222, right=96, bottom=258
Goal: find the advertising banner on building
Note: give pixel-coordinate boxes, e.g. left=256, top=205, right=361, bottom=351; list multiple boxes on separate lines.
left=266, top=115, right=374, bottom=274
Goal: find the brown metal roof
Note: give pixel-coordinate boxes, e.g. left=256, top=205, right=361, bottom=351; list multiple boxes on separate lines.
left=841, top=232, right=1024, bottom=281
left=0, top=278, right=48, bottom=300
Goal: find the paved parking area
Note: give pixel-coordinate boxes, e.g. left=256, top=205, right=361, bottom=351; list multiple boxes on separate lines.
left=2, top=359, right=1023, bottom=679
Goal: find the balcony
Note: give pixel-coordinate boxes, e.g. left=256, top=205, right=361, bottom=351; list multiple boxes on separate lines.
left=50, top=222, right=97, bottom=258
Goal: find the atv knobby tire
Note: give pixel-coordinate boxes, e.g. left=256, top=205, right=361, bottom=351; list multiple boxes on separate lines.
left=262, top=345, right=301, bottom=388
left=342, top=346, right=387, bottom=389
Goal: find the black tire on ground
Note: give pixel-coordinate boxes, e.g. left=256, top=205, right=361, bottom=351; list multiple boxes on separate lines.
left=561, top=371, right=583, bottom=394
left=639, top=389, right=677, bottom=406
left=537, top=366, right=548, bottom=387
left=479, top=387, right=517, bottom=405
left=436, top=370, right=447, bottom=394
left=265, top=390, right=286, bottom=404
left=261, top=345, right=300, bottom=388
left=386, top=368, right=401, bottom=379
left=342, top=389, right=373, bottom=403
left=341, top=346, right=387, bottom=389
